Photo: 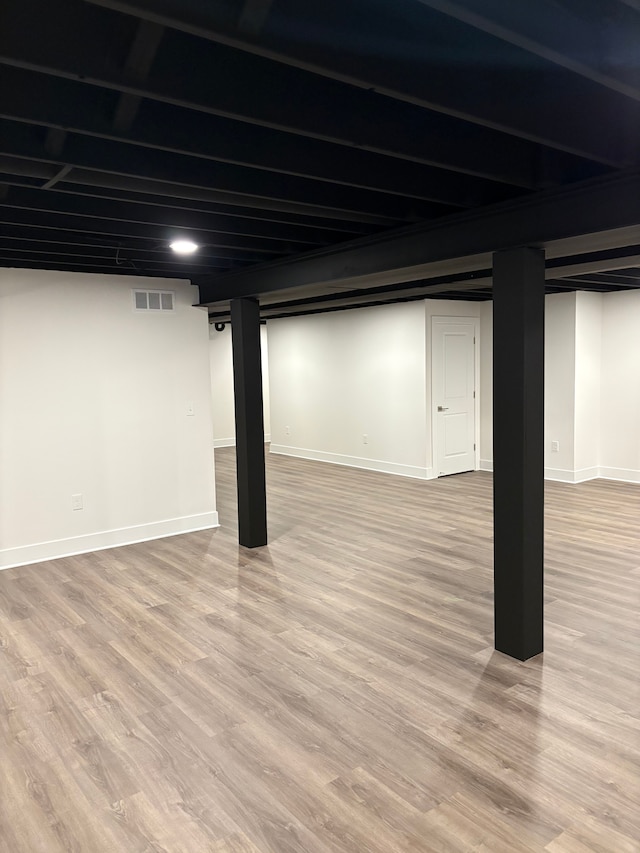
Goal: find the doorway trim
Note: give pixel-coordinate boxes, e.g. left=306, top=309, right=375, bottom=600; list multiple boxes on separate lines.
left=430, top=315, right=480, bottom=478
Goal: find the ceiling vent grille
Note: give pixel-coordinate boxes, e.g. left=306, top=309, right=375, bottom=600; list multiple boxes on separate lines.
left=133, top=290, right=175, bottom=312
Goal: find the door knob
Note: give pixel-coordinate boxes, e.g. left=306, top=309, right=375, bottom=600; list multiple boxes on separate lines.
left=437, top=405, right=449, bottom=412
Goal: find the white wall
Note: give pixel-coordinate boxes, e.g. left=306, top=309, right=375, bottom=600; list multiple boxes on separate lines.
left=481, top=292, right=580, bottom=479
left=544, top=292, right=577, bottom=478
left=574, top=291, right=602, bottom=477
left=267, top=300, right=482, bottom=479
left=261, top=324, right=271, bottom=440
left=268, top=302, right=429, bottom=478
left=600, top=290, right=640, bottom=482
left=0, top=269, right=217, bottom=569
left=207, top=288, right=640, bottom=487
left=481, top=289, right=640, bottom=483
left=481, top=293, right=580, bottom=479
left=209, top=322, right=236, bottom=446
left=209, top=322, right=270, bottom=446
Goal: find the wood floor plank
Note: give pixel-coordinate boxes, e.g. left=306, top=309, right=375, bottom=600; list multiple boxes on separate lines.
left=1, top=447, right=639, bottom=851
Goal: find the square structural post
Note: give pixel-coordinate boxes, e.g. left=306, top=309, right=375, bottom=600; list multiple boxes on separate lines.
left=492, top=247, right=545, bottom=660
left=230, top=298, right=267, bottom=548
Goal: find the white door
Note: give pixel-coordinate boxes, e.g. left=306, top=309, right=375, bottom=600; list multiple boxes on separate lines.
left=432, top=319, right=477, bottom=477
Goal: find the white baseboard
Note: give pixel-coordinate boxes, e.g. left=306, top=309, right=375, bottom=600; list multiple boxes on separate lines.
left=598, top=466, right=640, bottom=484
left=479, top=460, right=633, bottom=485
left=269, top=444, right=431, bottom=480
left=214, top=435, right=271, bottom=448
left=0, top=512, right=219, bottom=571
left=544, top=466, right=599, bottom=483
left=572, top=467, right=600, bottom=483
left=213, top=437, right=235, bottom=448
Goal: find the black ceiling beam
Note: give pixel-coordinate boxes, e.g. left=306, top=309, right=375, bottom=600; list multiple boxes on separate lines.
left=2, top=0, right=574, bottom=188
left=195, top=168, right=640, bottom=303
left=207, top=278, right=633, bottom=323
left=205, top=252, right=640, bottom=317
left=206, top=272, right=640, bottom=322
left=0, top=249, right=204, bottom=272
left=0, top=239, right=232, bottom=268
left=597, top=267, right=640, bottom=279
left=0, top=256, right=192, bottom=277
left=0, top=224, right=269, bottom=262
left=545, top=278, right=632, bottom=292
left=0, top=120, right=445, bottom=223
left=0, top=119, right=449, bottom=224
left=255, top=270, right=493, bottom=312
left=44, top=183, right=373, bottom=237
left=545, top=245, right=640, bottom=278
left=208, top=290, right=492, bottom=324
left=0, top=207, right=294, bottom=255
left=82, top=0, right=638, bottom=167
left=0, top=183, right=347, bottom=246
left=545, top=282, right=627, bottom=294
left=0, top=67, right=520, bottom=208
left=0, top=155, right=381, bottom=232
left=0, top=157, right=59, bottom=182
left=255, top=291, right=492, bottom=318
left=415, top=0, right=640, bottom=102
left=56, top=170, right=394, bottom=227
left=561, top=273, right=640, bottom=288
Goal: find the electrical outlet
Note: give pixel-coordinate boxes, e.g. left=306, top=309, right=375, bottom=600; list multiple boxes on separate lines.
left=285, top=425, right=290, bottom=435
left=71, top=494, right=83, bottom=511
left=551, top=440, right=560, bottom=453
left=186, top=401, right=195, bottom=417
left=363, top=434, right=369, bottom=444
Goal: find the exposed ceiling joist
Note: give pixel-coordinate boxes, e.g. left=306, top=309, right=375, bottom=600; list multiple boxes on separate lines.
left=0, top=183, right=343, bottom=245
left=0, top=256, right=192, bottom=277
left=546, top=248, right=640, bottom=278
left=0, top=67, right=520, bottom=208
left=0, top=207, right=295, bottom=254
left=563, top=272, right=640, bottom=287
left=54, top=171, right=395, bottom=227
left=0, top=224, right=268, bottom=262
left=1, top=0, right=639, bottom=295
left=2, top=0, right=612, bottom=180
left=43, top=185, right=372, bottom=236
left=0, top=119, right=438, bottom=223
left=0, top=250, right=225, bottom=275
left=82, top=0, right=639, bottom=165
left=415, top=0, right=640, bottom=102
left=0, top=237, right=231, bottom=267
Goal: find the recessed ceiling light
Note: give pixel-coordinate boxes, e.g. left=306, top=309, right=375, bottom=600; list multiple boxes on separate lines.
left=170, top=239, right=199, bottom=254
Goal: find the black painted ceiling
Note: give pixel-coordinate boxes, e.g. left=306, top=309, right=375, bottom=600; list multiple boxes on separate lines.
left=1, top=0, right=639, bottom=313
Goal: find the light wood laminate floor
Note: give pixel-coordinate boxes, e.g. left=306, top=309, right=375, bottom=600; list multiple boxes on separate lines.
left=1, top=448, right=639, bottom=852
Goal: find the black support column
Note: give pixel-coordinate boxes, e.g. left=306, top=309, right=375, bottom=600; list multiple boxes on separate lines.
left=493, top=247, right=545, bottom=661
left=230, top=297, right=267, bottom=548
